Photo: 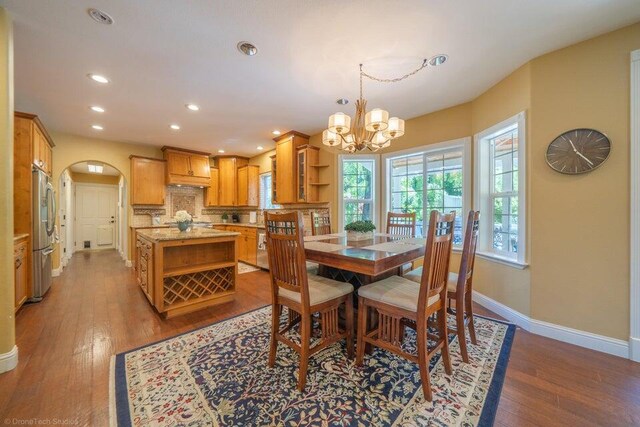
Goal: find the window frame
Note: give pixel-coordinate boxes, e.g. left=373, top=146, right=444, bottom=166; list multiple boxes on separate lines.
left=381, top=137, right=471, bottom=249
left=337, top=154, right=380, bottom=231
left=474, top=111, right=527, bottom=268
left=259, top=172, right=279, bottom=210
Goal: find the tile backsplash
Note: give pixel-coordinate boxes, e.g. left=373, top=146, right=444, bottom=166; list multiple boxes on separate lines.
left=131, top=186, right=330, bottom=234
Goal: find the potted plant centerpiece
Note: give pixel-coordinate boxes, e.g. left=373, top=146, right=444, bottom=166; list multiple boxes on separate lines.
left=174, top=210, right=193, bottom=232
left=345, top=220, right=376, bottom=241
left=221, top=212, right=229, bottom=224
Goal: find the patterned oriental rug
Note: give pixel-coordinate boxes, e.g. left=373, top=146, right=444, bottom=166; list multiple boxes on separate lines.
left=110, top=306, right=515, bottom=426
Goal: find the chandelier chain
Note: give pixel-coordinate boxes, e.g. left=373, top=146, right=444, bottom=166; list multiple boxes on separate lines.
left=360, top=59, right=429, bottom=84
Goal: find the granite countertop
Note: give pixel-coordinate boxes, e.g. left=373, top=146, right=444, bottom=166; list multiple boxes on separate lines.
left=137, top=228, right=240, bottom=242
left=14, top=233, right=29, bottom=241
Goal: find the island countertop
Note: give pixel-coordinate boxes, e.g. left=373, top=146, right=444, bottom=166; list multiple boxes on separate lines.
left=136, top=227, right=240, bottom=242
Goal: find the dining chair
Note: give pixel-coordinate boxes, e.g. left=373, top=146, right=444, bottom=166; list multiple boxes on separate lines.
left=310, top=211, right=332, bottom=236
left=386, top=212, right=417, bottom=237
left=405, top=210, right=480, bottom=363
left=264, top=211, right=354, bottom=391
left=356, top=210, right=456, bottom=401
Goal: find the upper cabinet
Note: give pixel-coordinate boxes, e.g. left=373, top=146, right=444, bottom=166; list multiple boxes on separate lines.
left=273, top=130, right=327, bottom=204
left=237, top=165, right=259, bottom=207
left=204, top=167, right=219, bottom=207
left=15, top=112, right=54, bottom=177
left=214, top=156, right=258, bottom=207
left=130, top=156, right=166, bottom=205
left=161, top=146, right=211, bottom=187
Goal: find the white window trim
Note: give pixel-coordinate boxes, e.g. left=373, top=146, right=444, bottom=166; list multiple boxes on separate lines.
left=337, top=154, right=380, bottom=231
left=259, top=172, right=279, bottom=210
left=474, top=111, right=528, bottom=268
left=381, top=137, right=471, bottom=247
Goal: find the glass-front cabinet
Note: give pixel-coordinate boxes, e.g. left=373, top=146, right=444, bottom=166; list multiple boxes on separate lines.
left=296, top=145, right=321, bottom=203
left=297, top=149, right=306, bottom=201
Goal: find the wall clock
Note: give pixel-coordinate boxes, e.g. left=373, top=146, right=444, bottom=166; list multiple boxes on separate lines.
left=545, top=128, right=610, bottom=174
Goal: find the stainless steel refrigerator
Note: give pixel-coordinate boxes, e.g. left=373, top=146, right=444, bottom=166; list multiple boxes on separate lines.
left=31, top=168, right=55, bottom=301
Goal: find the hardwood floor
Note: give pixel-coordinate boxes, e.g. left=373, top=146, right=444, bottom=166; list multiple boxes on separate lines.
left=1, top=250, right=639, bottom=426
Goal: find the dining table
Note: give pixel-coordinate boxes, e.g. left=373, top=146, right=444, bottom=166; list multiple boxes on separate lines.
left=304, top=232, right=427, bottom=289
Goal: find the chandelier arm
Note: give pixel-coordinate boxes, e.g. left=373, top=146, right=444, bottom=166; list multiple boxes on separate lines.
left=361, top=58, right=429, bottom=83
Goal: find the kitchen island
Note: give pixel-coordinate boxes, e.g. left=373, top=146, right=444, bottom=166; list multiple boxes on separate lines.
left=135, top=228, right=240, bottom=318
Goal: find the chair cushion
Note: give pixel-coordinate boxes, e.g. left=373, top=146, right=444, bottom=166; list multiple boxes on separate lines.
left=358, top=275, right=440, bottom=312
left=279, top=275, right=353, bottom=306
left=404, top=268, right=459, bottom=293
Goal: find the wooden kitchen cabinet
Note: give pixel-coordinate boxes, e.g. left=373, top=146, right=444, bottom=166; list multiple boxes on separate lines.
left=296, top=145, right=323, bottom=203
left=130, top=156, right=166, bottom=205
left=162, top=146, right=211, bottom=186
left=14, top=236, right=28, bottom=312
left=237, top=165, right=259, bottom=207
left=219, top=225, right=258, bottom=265
left=15, top=111, right=54, bottom=177
left=215, top=157, right=257, bottom=207
left=204, top=167, right=219, bottom=207
left=135, top=235, right=154, bottom=304
left=273, top=131, right=310, bottom=204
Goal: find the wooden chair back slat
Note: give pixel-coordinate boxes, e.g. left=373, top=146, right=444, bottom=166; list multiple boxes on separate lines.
left=310, top=211, right=332, bottom=236
left=386, top=212, right=416, bottom=237
left=457, top=210, right=481, bottom=293
left=418, top=210, right=456, bottom=310
left=265, top=211, right=310, bottom=305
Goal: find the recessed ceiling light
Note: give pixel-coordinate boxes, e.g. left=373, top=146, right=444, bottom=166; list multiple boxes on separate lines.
left=237, top=41, right=258, bottom=56
left=88, top=74, right=109, bottom=84
left=186, top=103, right=200, bottom=111
left=90, top=106, right=105, bottom=113
left=169, top=124, right=181, bottom=130
left=218, top=149, right=225, bottom=154
left=91, top=124, right=103, bottom=131
left=87, top=162, right=104, bottom=174
left=88, top=8, right=114, bottom=25
left=272, top=130, right=281, bottom=136
left=336, top=98, right=349, bottom=105
left=429, top=54, right=448, bottom=66
left=257, top=146, right=264, bottom=150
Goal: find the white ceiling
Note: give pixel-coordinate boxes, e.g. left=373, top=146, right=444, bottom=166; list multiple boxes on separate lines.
left=68, top=161, right=120, bottom=176
left=2, top=1, right=640, bottom=156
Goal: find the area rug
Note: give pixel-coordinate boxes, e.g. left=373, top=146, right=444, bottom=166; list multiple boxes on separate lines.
left=238, top=262, right=260, bottom=274
left=110, top=306, right=515, bottom=426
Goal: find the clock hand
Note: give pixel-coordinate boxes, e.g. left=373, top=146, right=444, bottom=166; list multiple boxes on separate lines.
left=568, top=139, right=578, bottom=152
left=576, top=151, right=594, bottom=166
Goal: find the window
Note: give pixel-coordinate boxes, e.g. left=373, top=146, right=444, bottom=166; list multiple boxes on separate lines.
left=385, top=138, right=470, bottom=245
left=339, top=156, right=377, bottom=228
left=259, top=173, right=279, bottom=210
left=475, top=112, right=526, bottom=267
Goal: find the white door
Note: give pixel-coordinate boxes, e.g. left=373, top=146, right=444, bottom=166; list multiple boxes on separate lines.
left=75, top=184, right=118, bottom=251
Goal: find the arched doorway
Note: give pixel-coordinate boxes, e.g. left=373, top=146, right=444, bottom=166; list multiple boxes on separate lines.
left=56, top=160, right=128, bottom=274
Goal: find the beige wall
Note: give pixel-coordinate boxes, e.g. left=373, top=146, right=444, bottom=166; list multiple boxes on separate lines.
left=311, top=22, right=640, bottom=337
left=529, top=23, right=640, bottom=339
left=249, top=149, right=275, bottom=173
left=50, top=132, right=161, bottom=268
left=0, top=7, right=14, bottom=360
left=70, top=171, right=121, bottom=185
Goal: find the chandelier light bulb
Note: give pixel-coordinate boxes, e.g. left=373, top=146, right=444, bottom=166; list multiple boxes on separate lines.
left=384, top=117, right=405, bottom=139
left=328, top=112, right=351, bottom=135
left=365, top=108, right=389, bottom=132
left=322, top=129, right=340, bottom=147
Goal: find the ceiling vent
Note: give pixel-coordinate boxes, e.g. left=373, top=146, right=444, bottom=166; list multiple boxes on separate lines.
left=88, top=8, right=114, bottom=25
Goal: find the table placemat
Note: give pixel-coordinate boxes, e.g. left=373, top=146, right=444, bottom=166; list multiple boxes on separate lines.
left=304, top=241, right=351, bottom=252
left=361, top=241, right=422, bottom=253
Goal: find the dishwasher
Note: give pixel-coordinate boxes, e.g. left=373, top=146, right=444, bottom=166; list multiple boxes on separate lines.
left=256, top=231, right=269, bottom=270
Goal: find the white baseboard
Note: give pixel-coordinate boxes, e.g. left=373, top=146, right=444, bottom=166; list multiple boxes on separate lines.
left=0, top=345, right=18, bottom=373
left=630, top=337, right=640, bottom=362
left=472, top=290, right=530, bottom=330
left=52, top=268, right=61, bottom=277
left=472, top=291, right=631, bottom=360
left=125, top=260, right=132, bottom=268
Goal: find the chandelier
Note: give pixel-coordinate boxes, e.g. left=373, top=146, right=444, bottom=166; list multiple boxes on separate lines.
left=322, top=57, right=446, bottom=153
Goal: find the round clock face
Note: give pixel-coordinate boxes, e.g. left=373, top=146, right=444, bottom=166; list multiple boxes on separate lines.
left=545, top=128, right=610, bottom=174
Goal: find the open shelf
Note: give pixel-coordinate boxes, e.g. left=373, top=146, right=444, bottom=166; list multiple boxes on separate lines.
left=309, top=183, right=330, bottom=186
left=310, top=164, right=330, bottom=168
left=163, top=261, right=236, bottom=278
